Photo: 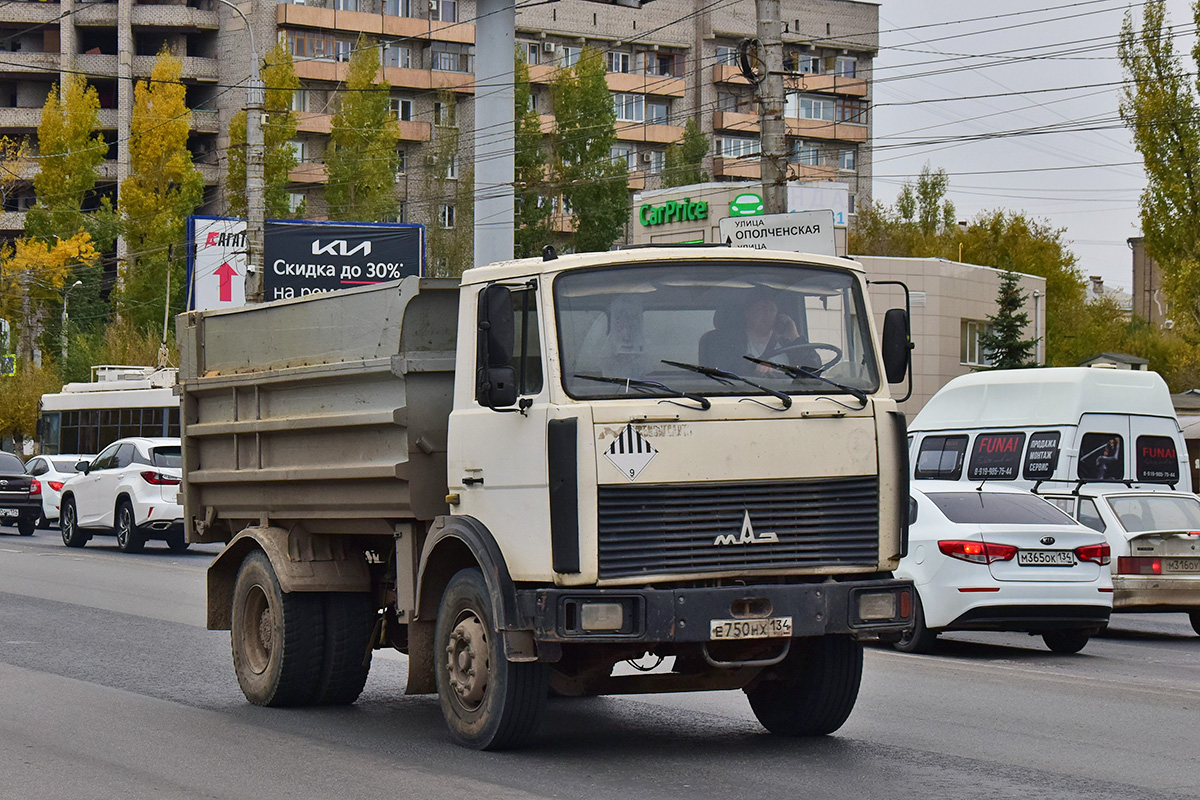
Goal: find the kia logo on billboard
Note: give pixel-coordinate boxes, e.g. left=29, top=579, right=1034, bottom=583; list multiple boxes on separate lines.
left=311, top=239, right=372, bottom=257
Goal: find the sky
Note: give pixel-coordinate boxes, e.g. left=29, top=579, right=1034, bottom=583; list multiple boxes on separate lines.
left=870, top=0, right=1195, bottom=291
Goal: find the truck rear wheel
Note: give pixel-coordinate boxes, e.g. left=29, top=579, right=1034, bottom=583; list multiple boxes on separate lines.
left=435, top=568, right=548, bottom=750
left=745, top=635, right=863, bottom=736
left=231, top=550, right=324, bottom=706
left=312, top=593, right=375, bottom=705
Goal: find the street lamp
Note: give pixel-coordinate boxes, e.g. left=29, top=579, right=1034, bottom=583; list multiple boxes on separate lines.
left=61, top=280, right=82, bottom=364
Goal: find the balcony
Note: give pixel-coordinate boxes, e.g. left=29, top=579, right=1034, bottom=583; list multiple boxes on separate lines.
left=295, top=110, right=430, bottom=142
left=0, top=106, right=122, bottom=132
left=712, top=111, right=868, bottom=143
left=289, top=162, right=329, bottom=184
left=277, top=3, right=474, bottom=45
left=712, top=64, right=751, bottom=87
left=4, top=2, right=61, bottom=25
left=526, top=64, right=684, bottom=97
left=784, top=73, right=868, bottom=97
left=712, top=110, right=758, bottom=134
left=711, top=159, right=843, bottom=182
left=615, top=122, right=684, bottom=145
left=292, top=60, right=473, bottom=93
left=131, top=5, right=219, bottom=31
left=1, top=51, right=62, bottom=74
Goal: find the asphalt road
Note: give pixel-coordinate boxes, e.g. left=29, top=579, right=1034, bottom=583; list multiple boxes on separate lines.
left=2, top=524, right=1198, bottom=800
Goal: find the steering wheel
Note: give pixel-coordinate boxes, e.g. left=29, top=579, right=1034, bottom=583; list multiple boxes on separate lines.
left=766, top=342, right=843, bottom=375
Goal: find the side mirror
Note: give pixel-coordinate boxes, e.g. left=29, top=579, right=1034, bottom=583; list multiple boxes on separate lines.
left=882, top=308, right=911, bottom=384
left=75, top=460, right=90, bottom=474
left=476, top=284, right=518, bottom=408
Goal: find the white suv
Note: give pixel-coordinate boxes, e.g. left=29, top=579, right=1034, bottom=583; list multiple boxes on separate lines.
left=59, top=437, right=186, bottom=553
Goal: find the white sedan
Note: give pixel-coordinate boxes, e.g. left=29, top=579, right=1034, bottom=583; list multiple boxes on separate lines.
left=1039, top=487, right=1200, bottom=636
left=59, top=437, right=186, bottom=553
left=896, top=482, right=1112, bottom=654
left=22, top=454, right=90, bottom=526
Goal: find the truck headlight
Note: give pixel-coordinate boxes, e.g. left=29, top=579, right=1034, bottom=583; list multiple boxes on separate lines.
left=858, top=592, right=897, bottom=621
left=580, top=602, right=625, bottom=631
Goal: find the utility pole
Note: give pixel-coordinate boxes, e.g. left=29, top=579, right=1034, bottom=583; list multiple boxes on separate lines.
left=473, top=0, right=516, bottom=268
left=755, top=0, right=787, bottom=215
left=61, top=280, right=82, bottom=364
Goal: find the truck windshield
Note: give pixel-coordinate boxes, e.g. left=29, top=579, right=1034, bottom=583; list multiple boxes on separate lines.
left=555, top=261, right=880, bottom=400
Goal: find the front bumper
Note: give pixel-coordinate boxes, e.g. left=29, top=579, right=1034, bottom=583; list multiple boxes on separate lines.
left=520, top=578, right=913, bottom=644
left=1114, top=575, right=1200, bottom=612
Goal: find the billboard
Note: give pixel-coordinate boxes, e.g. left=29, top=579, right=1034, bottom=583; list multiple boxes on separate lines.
left=264, top=220, right=424, bottom=301
left=187, top=217, right=425, bottom=311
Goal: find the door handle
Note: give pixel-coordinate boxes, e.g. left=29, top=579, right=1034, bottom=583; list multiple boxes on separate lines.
left=461, top=476, right=484, bottom=486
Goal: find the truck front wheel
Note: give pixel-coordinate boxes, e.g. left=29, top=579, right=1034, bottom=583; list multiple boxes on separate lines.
left=434, top=568, right=548, bottom=750
left=744, top=635, right=863, bottom=736
left=231, top=550, right=324, bottom=706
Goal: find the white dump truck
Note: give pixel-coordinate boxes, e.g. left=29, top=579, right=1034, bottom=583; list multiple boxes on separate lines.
left=178, top=247, right=916, bottom=749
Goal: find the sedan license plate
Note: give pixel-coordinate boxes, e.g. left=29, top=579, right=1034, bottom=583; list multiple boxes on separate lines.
left=1018, top=550, right=1075, bottom=567
left=0, top=507, right=18, bottom=518
left=710, top=617, right=793, bottom=640
left=1164, top=558, right=1200, bottom=573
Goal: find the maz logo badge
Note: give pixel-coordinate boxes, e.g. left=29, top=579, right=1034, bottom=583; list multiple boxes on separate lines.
left=714, top=510, right=778, bottom=546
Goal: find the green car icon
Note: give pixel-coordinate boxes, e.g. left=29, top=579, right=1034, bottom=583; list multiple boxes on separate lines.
left=729, top=192, right=764, bottom=217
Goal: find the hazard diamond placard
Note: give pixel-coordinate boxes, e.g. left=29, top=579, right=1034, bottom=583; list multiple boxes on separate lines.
left=604, top=424, right=658, bottom=482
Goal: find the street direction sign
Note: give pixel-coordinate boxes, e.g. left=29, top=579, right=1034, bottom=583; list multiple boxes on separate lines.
left=719, top=209, right=837, bottom=256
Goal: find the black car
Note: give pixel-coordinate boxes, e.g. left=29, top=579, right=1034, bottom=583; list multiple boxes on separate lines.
left=0, top=451, right=39, bottom=536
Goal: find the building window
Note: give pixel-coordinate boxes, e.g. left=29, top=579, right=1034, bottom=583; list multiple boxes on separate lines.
left=647, top=101, right=669, bottom=125
left=835, top=56, right=857, bottom=78
left=395, top=148, right=406, bottom=176
left=785, top=51, right=821, bottom=75
left=606, top=51, right=631, bottom=73
left=715, top=45, right=738, bottom=66
left=717, top=92, right=738, bottom=113
left=385, top=0, right=416, bottom=17
left=431, top=0, right=457, bottom=23
left=518, top=40, right=540, bottom=65
left=793, top=141, right=819, bottom=166
left=648, top=150, right=665, bottom=174
left=613, top=93, right=644, bottom=122
left=961, top=319, right=994, bottom=367
left=333, top=0, right=358, bottom=10
left=287, top=31, right=335, bottom=61
left=445, top=155, right=458, bottom=180
left=560, top=46, right=581, bottom=68
left=438, top=204, right=456, bottom=229
left=334, top=39, right=354, bottom=63
left=837, top=97, right=867, bottom=124
left=646, top=52, right=682, bottom=77
left=288, top=192, right=305, bottom=213
left=291, top=88, right=309, bottom=113
left=390, top=97, right=413, bottom=121
left=789, top=94, right=834, bottom=121
left=431, top=44, right=473, bottom=73
left=610, top=145, right=634, bottom=171
left=839, top=148, right=856, bottom=171
left=434, top=101, right=456, bottom=127
left=717, top=136, right=760, bottom=159
left=384, top=44, right=412, bottom=69
left=286, top=139, right=307, bottom=162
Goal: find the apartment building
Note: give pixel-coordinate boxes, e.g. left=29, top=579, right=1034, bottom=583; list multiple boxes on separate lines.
left=0, top=0, right=224, bottom=240
left=0, top=0, right=877, bottom=248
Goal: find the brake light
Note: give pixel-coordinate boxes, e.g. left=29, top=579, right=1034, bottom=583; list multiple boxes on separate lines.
left=1075, top=543, right=1111, bottom=566
left=29, top=478, right=41, bottom=496
left=1117, top=556, right=1161, bottom=575
left=938, top=540, right=1018, bottom=564
left=48, top=481, right=64, bottom=492
left=140, top=471, right=181, bottom=486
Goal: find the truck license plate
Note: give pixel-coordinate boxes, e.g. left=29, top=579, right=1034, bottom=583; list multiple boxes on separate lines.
left=1018, top=550, right=1075, bottom=566
left=710, top=617, right=793, bottom=640
left=1165, top=558, right=1200, bottom=573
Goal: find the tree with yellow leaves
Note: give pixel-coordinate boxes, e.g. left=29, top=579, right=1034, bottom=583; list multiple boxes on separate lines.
left=119, top=46, right=204, bottom=333
left=0, top=232, right=99, bottom=362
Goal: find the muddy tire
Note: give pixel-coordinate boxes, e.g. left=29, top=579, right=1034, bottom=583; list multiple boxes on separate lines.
left=1042, top=629, right=1091, bottom=654
left=231, top=550, right=324, bottom=706
left=114, top=501, right=145, bottom=554
left=745, top=635, right=863, bottom=737
left=892, top=592, right=939, bottom=654
left=311, top=592, right=375, bottom=705
left=434, top=568, right=548, bottom=750
left=60, top=497, right=88, bottom=548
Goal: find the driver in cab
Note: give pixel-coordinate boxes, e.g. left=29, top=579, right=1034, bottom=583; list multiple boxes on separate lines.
left=701, top=288, right=801, bottom=376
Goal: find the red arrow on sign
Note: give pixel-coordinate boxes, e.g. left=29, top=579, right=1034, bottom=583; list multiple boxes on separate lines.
left=214, top=262, right=239, bottom=303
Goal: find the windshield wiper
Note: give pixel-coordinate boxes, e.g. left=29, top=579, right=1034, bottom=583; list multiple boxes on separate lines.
left=573, top=374, right=711, bottom=410
left=661, top=360, right=791, bottom=411
left=743, top=356, right=868, bottom=407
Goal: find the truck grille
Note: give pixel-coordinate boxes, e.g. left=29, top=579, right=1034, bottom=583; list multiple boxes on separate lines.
left=597, top=477, right=879, bottom=579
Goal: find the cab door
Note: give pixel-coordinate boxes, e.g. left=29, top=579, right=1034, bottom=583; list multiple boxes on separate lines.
left=447, top=281, right=558, bottom=582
